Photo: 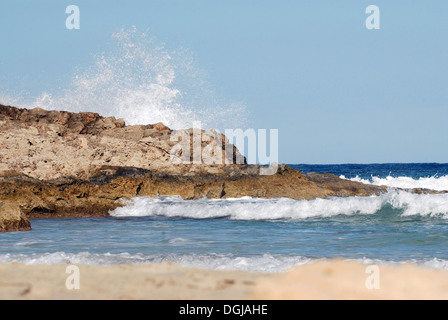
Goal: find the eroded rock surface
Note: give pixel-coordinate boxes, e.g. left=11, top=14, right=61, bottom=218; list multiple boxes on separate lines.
left=0, top=201, right=31, bottom=232
left=0, top=104, right=395, bottom=228
left=0, top=165, right=388, bottom=218
left=0, top=105, right=244, bottom=180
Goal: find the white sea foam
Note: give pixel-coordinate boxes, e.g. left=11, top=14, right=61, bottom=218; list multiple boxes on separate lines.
left=1, top=252, right=446, bottom=271
left=340, top=175, right=448, bottom=191
left=1, top=27, right=247, bottom=130
left=422, top=258, right=448, bottom=270
left=354, top=257, right=448, bottom=271
left=0, top=252, right=310, bottom=273
left=15, top=240, right=53, bottom=247
left=110, top=190, right=448, bottom=220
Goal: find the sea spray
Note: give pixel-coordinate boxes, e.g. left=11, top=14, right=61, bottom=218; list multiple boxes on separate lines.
left=0, top=27, right=248, bottom=130
left=340, top=174, right=448, bottom=191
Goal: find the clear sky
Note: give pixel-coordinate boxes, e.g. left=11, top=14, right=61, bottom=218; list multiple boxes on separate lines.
left=0, top=0, right=447, bottom=164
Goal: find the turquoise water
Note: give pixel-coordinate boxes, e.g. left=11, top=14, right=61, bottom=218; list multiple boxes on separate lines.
left=1, top=163, right=448, bottom=272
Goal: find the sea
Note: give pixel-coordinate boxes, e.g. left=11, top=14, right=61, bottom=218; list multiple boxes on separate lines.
left=1, top=163, right=447, bottom=273
left=1, top=29, right=447, bottom=273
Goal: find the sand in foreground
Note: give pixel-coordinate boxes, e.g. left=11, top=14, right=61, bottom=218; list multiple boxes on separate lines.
left=0, top=261, right=447, bottom=300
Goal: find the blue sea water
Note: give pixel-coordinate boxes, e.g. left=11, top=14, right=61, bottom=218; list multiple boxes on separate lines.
left=292, top=163, right=448, bottom=182
left=1, top=163, right=448, bottom=272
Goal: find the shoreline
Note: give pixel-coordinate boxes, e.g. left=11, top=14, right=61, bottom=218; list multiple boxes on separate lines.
left=1, top=260, right=447, bottom=300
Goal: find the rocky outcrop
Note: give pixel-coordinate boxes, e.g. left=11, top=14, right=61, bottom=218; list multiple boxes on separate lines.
left=0, top=165, right=388, bottom=219
left=0, top=104, right=244, bottom=181
left=0, top=104, right=397, bottom=229
left=0, top=201, right=31, bottom=232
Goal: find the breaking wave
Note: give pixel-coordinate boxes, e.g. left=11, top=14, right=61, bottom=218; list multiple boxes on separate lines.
left=1, top=252, right=447, bottom=271
left=0, top=252, right=311, bottom=273
left=341, top=175, right=448, bottom=191
left=110, top=190, right=448, bottom=220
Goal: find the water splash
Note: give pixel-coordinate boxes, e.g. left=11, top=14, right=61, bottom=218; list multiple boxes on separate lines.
left=340, top=174, right=448, bottom=191
left=1, top=27, right=248, bottom=130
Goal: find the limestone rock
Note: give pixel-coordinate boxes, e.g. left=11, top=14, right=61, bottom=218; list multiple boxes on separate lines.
left=0, top=165, right=389, bottom=218
left=0, top=104, right=245, bottom=180
left=0, top=104, right=407, bottom=222
left=0, top=201, right=31, bottom=232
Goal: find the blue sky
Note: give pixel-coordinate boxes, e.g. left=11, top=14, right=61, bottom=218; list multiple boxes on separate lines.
left=0, top=0, right=447, bottom=164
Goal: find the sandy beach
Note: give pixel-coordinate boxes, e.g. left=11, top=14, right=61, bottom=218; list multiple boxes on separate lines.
left=1, top=260, right=447, bottom=300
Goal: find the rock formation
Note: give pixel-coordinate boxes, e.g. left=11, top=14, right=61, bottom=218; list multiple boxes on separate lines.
left=0, top=104, right=396, bottom=230
left=0, top=201, right=31, bottom=232
left=0, top=165, right=388, bottom=219
left=0, top=104, right=244, bottom=181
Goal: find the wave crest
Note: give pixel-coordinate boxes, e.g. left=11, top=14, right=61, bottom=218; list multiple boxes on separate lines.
left=341, top=175, right=448, bottom=191
left=110, top=191, right=448, bottom=220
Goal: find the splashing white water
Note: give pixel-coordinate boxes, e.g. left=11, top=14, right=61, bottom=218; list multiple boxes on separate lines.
left=110, top=190, right=448, bottom=220
left=0, top=252, right=310, bottom=272
left=1, top=27, right=248, bottom=130
left=340, top=175, right=448, bottom=191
